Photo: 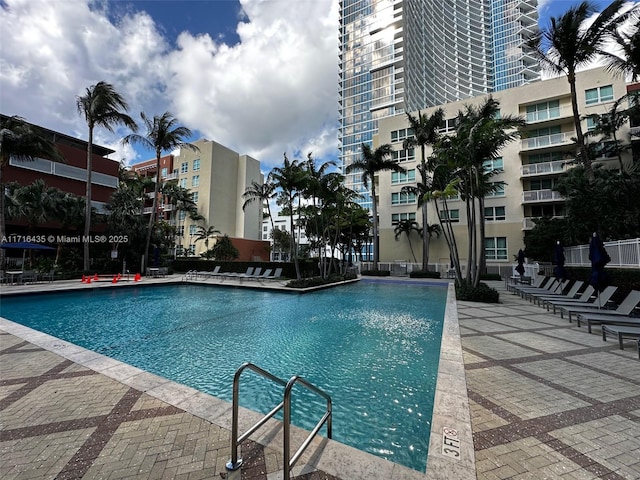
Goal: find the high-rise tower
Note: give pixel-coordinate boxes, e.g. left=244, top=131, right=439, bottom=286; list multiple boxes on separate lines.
left=338, top=0, right=539, bottom=207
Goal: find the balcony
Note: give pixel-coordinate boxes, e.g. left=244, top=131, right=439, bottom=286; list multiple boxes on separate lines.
left=162, top=172, right=178, bottom=181
left=162, top=204, right=175, bottom=212
left=143, top=206, right=154, bottom=214
left=525, top=106, right=572, bottom=124
left=521, top=160, right=567, bottom=177
left=521, top=132, right=574, bottom=150
left=522, top=189, right=564, bottom=203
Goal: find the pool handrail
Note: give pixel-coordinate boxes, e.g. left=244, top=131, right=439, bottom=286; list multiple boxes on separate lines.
left=226, top=362, right=332, bottom=480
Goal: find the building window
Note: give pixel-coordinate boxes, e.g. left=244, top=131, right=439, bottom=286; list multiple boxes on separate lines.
left=391, top=212, right=416, bottom=225
left=439, top=209, right=460, bottom=222
left=483, top=157, right=504, bottom=172
left=526, top=100, right=560, bottom=122
left=485, top=237, right=508, bottom=260
left=390, top=128, right=414, bottom=143
left=585, top=85, right=613, bottom=105
left=437, top=118, right=457, bottom=134
left=192, top=192, right=199, bottom=203
left=181, top=162, right=189, bottom=173
left=391, top=192, right=416, bottom=205
left=485, top=206, right=506, bottom=221
left=193, top=159, right=200, bottom=171
left=391, top=169, right=416, bottom=184
left=528, top=152, right=564, bottom=164
left=530, top=178, right=555, bottom=190
left=188, top=244, right=196, bottom=255
left=161, top=167, right=168, bottom=178
left=486, top=182, right=505, bottom=197
left=189, top=225, right=198, bottom=236
left=192, top=175, right=200, bottom=187
left=391, top=148, right=415, bottom=163
left=179, top=178, right=187, bottom=188
left=177, top=225, right=185, bottom=236
left=586, top=116, right=598, bottom=131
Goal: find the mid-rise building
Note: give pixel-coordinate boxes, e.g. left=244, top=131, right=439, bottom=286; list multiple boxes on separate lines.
left=374, top=67, right=633, bottom=270
left=132, top=138, right=264, bottom=258
left=338, top=0, right=540, bottom=211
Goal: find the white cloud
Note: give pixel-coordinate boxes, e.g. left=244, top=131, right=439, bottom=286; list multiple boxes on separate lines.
left=0, top=0, right=340, bottom=170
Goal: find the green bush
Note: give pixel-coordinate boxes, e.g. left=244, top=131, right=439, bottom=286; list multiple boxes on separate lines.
left=361, top=269, right=391, bottom=276
left=456, top=281, right=500, bottom=303
left=480, top=273, right=502, bottom=281
left=409, top=270, right=441, bottom=279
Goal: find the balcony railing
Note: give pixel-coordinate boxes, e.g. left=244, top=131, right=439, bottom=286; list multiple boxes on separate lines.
left=142, top=206, right=154, bottom=214
left=521, top=160, right=567, bottom=177
left=162, top=172, right=179, bottom=181
left=524, top=106, right=572, bottom=123
left=522, top=189, right=564, bottom=203
left=521, top=132, right=573, bottom=150
left=162, top=204, right=175, bottom=212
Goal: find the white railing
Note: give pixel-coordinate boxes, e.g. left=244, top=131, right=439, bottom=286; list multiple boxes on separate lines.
left=522, top=189, right=564, bottom=203
left=564, top=238, right=640, bottom=268
left=521, top=160, right=567, bottom=177
left=521, top=132, right=573, bottom=150
left=142, top=206, right=154, bottom=214
left=162, top=172, right=178, bottom=181
left=525, top=106, right=572, bottom=123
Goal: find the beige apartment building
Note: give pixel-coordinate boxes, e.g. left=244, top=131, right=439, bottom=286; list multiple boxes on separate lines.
left=374, top=67, right=635, bottom=270
left=133, top=138, right=263, bottom=256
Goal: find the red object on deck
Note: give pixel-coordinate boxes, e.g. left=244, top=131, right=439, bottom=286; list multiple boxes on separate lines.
left=134, top=273, right=141, bottom=281
left=112, top=276, right=118, bottom=283
left=81, top=275, right=86, bottom=283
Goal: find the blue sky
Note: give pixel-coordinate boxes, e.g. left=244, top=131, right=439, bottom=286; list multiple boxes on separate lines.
left=0, top=0, right=636, bottom=172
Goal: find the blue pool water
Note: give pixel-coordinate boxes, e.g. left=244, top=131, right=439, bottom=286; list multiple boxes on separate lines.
left=0, top=280, right=447, bottom=472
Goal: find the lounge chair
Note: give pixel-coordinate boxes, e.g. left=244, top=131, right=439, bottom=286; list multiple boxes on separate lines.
left=554, top=286, right=617, bottom=318
left=601, top=324, right=640, bottom=357
left=531, top=280, right=584, bottom=306
left=246, top=269, right=273, bottom=281
left=509, top=275, right=549, bottom=295
left=204, top=265, right=222, bottom=278
left=525, top=279, right=569, bottom=302
left=573, top=290, right=640, bottom=331
left=559, top=286, right=625, bottom=321
left=225, top=267, right=255, bottom=280
left=543, top=285, right=595, bottom=312
left=520, top=278, right=561, bottom=300
left=270, top=267, right=283, bottom=279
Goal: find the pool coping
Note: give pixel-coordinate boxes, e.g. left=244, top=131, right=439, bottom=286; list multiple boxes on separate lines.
left=0, top=277, right=474, bottom=479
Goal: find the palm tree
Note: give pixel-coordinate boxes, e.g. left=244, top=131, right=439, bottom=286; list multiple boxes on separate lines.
left=76, top=81, right=137, bottom=272
left=394, top=220, right=421, bottom=263
left=403, top=108, right=444, bottom=271
left=604, top=24, right=640, bottom=81
left=526, top=0, right=634, bottom=181
left=194, top=224, right=221, bottom=255
left=584, top=95, right=630, bottom=171
left=270, top=153, right=306, bottom=279
left=0, top=115, right=64, bottom=267
left=122, top=111, right=198, bottom=272
left=345, top=143, right=406, bottom=269
left=242, top=178, right=276, bottom=232
left=54, top=192, right=85, bottom=266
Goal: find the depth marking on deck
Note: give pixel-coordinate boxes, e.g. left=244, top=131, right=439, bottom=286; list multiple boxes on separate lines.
left=442, top=426, right=461, bottom=459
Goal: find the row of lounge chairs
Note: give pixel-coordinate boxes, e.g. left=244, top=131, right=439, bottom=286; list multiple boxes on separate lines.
left=508, top=276, right=640, bottom=358
left=185, top=266, right=284, bottom=282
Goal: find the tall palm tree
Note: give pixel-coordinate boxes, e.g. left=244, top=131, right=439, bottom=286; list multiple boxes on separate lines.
left=526, top=0, right=634, bottom=181
left=76, top=81, right=137, bottom=271
left=194, top=224, right=221, bottom=254
left=604, top=23, right=640, bottom=81
left=270, top=153, right=306, bottom=279
left=584, top=96, right=630, bottom=171
left=403, top=108, right=443, bottom=271
left=0, top=116, right=64, bottom=266
left=242, top=178, right=276, bottom=232
left=394, top=219, right=421, bottom=263
left=345, top=143, right=406, bottom=269
left=122, top=111, right=198, bottom=272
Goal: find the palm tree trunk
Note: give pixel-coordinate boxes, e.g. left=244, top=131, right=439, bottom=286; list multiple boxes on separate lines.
left=371, top=183, right=379, bottom=270
left=421, top=202, right=429, bottom=270
left=569, top=70, right=593, bottom=181
left=0, top=158, right=6, bottom=268
left=83, top=126, right=93, bottom=272
left=477, top=196, right=487, bottom=288
left=143, top=154, right=160, bottom=273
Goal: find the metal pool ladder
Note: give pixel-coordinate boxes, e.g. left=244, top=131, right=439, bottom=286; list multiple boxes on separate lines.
left=226, top=362, right=332, bottom=480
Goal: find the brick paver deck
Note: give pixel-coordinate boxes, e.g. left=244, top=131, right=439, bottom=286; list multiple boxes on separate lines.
left=1, top=276, right=639, bottom=479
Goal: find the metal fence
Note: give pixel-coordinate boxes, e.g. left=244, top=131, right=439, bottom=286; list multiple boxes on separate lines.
left=564, top=238, right=640, bottom=268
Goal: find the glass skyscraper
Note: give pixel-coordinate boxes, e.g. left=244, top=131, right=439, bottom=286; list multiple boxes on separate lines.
left=338, top=0, right=539, bottom=204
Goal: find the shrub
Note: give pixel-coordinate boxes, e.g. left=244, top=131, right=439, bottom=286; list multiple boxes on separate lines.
left=456, top=281, right=500, bottom=303
left=409, top=270, right=441, bottom=279
left=361, top=270, right=391, bottom=276
left=479, top=273, right=502, bottom=281
left=286, top=272, right=357, bottom=289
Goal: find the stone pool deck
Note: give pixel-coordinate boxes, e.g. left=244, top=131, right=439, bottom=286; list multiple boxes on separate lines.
left=1, top=276, right=639, bottom=479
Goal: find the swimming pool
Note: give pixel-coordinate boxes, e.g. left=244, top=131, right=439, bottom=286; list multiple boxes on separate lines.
left=0, top=280, right=447, bottom=472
